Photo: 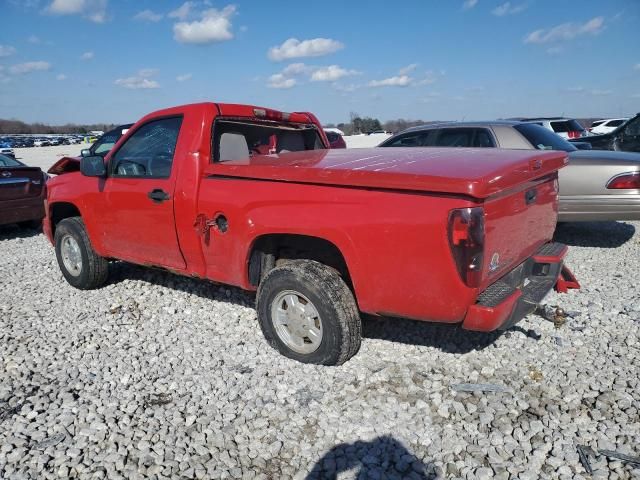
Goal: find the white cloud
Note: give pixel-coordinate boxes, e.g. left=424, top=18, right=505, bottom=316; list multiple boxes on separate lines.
left=632, top=93, right=640, bottom=99
left=564, top=86, right=584, bottom=93
left=0, top=45, right=17, bottom=57
left=56, top=73, right=67, bottom=80
left=525, top=16, right=604, bottom=44
left=168, top=1, right=194, bottom=20
left=9, top=61, right=51, bottom=74
left=634, top=63, right=640, bottom=71
left=398, top=63, right=418, bottom=75
left=134, top=9, right=163, bottom=22
left=415, top=71, right=439, bottom=86
left=368, top=75, right=412, bottom=87
left=282, top=63, right=313, bottom=76
left=46, top=0, right=108, bottom=23
left=492, top=1, right=527, bottom=16
left=268, top=38, right=343, bottom=62
left=332, top=83, right=358, bottom=93
left=267, top=73, right=296, bottom=89
left=176, top=73, right=192, bottom=82
left=590, top=89, right=611, bottom=96
left=9, top=61, right=51, bottom=75
left=115, top=69, right=160, bottom=89
left=80, top=51, right=94, bottom=60
left=462, top=0, right=478, bottom=10
left=27, top=35, right=40, bottom=44
left=173, top=5, right=236, bottom=44
left=310, top=65, right=359, bottom=82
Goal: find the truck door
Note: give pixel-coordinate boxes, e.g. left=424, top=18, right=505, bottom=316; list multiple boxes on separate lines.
left=100, top=116, right=186, bottom=269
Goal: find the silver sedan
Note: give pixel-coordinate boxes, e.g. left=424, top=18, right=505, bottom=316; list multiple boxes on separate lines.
left=378, top=121, right=640, bottom=222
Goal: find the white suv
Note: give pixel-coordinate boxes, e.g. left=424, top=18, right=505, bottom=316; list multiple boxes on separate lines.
left=520, top=117, right=587, bottom=140
left=589, top=118, right=628, bottom=135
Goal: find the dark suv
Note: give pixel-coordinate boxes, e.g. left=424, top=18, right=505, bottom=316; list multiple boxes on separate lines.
left=570, top=113, right=640, bottom=152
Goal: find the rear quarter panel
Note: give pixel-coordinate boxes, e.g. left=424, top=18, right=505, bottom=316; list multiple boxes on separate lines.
left=197, top=178, right=477, bottom=323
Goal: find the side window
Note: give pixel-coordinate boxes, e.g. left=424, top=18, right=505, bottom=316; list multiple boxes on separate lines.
left=385, top=131, right=429, bottom=147
left=433, top=128, right=474, bottom=147
left=386, top=133, right=421, bottom=147
left=473, top=129, right=496, bottom=148
left=111, top=117, right=182, bottom=178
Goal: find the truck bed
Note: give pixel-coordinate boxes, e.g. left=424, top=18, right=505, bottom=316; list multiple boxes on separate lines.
left=204, top=147, right=568, bottom=199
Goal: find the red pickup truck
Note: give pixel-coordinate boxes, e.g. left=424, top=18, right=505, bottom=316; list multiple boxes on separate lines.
left=44, top=102, right=578, bottom=365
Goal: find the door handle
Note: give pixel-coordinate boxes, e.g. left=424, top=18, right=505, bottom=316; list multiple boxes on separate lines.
left=147, top=189, right=170, bottom=203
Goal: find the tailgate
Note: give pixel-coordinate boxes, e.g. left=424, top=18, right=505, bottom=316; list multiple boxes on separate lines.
left=0, top=167, right=45, bottom=201
left=480, top=172, right=559, bottom=290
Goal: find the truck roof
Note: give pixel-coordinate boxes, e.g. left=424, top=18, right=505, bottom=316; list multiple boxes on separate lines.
left=205, top=147, right=567, bottom=199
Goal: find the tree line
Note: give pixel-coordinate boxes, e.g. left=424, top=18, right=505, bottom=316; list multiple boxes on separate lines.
left=326, top=112, right=434, bottom=135
left=0, top=119, right=117, bottom=135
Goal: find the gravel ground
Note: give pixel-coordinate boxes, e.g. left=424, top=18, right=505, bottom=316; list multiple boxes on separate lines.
left=1, top=220, right=639, bottom=480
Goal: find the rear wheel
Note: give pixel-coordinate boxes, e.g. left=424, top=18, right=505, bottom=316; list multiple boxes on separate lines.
left=54, top=217, right=108, bottom=289
left=256, top=260, right=361, bottom=365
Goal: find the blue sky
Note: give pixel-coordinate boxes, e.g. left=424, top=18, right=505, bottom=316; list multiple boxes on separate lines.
left=0, top=0, right=639, bottom=125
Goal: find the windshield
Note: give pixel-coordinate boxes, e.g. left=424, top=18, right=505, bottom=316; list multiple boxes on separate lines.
left=0, top=154, right=22, bottom=167
left=514, top=123, right=577, bottom=152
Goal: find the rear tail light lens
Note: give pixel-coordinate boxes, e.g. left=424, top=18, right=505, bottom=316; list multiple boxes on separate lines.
left=448, top=207, right=485, bottom=288
left=568, top=131, right=582, bottom=139
left=606, top=172, right=640, bottom=189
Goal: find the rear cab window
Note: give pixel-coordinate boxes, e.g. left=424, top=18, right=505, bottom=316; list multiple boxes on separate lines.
left=213, top=119, right=324, bottom=162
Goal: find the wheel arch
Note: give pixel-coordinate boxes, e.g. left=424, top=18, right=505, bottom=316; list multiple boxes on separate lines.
left=49, top=201, right=81, bottom=236
left=247, top=233, right=354, bottom=290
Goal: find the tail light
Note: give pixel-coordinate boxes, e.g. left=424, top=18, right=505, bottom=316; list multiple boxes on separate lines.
left=606, top=172, right=640, bottom=189
left=448, top=207, right=485, bottom=288
left=568, top=131, right=582, bottom=139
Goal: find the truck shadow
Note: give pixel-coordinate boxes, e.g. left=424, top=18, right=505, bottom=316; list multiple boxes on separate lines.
left=554, top=221, right=636, bottom=248
left=362, top=315, right=541, bottom=353
left=304, top=435, right=435, bottom=479
left=107, top=261, right=255, bottom=309
left=0, top=223, right=42, bottom=240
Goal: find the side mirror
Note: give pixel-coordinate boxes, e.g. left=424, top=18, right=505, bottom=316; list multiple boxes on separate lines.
left=81, top=148, right=91, bottom=157
left=80, top=155, right=106, bottom=177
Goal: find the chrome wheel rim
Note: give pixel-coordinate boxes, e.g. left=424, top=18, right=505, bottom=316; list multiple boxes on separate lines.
left=271, top=290, right=323, bottom=354
left=61, top=235, right=82, bottom=277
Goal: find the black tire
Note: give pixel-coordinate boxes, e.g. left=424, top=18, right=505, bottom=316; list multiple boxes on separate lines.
left=54, top=217, right=109, bottom=290
left=256, top=260, right=361, bottom=365
left=17, top=219, right=42, bottom=230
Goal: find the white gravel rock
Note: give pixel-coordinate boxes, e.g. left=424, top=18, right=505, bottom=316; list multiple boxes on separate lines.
left=1, top=220, right=639, bottom=479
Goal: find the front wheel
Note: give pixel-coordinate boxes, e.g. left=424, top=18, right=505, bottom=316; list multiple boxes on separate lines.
left=54, top=217, right=109, bottom=290
left=256, top=260, right=361, bottom=365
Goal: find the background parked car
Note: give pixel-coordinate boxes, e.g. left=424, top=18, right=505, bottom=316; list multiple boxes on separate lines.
left=0, top=153, right=47, bottom=228
left=570, top=113, right=640, bottom=153
left=324, top=130, right=346, bottom=149
left=379, top=121, right=640, bottom=222
left=589, top=118, right=628, bottom=135
left=519, top=117, right=587, bottom=139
